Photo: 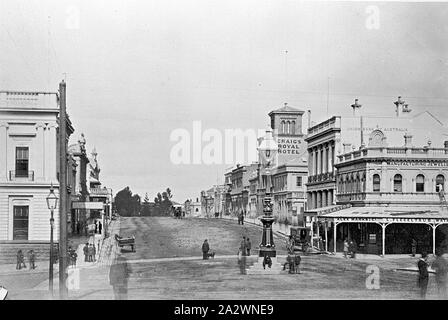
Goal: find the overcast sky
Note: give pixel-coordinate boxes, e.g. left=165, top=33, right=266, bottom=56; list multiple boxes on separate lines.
left=1, top=0, right=447, bottom=202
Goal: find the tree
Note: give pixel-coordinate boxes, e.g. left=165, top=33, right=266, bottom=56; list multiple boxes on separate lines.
left=141, top=193, right=152, bottom=216
left=152, top=188, right=174, bottom=216
left=114, top=186, right=141, bottom=216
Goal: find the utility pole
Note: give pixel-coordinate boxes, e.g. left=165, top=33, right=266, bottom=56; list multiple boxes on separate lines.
left=58, top=80, right=68, bottom=299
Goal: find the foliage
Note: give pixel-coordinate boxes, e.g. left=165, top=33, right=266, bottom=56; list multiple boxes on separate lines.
left=141, top=192, right=152, bottom=216
left=153, top=188, right=173, bottom=216
left=114, top=186, right=141, bottom=216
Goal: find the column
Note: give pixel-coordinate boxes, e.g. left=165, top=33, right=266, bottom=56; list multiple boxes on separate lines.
left=0, top=122, right=8, bottom=181
left=382, top=224, right=387, bottom=257
left=316, top=147, right=321, bottom=175
left=333, top=222, right=338, bottom=253
left=311, top=192, right=316, bottom=209
left=322, top=145, right=328, bottom=173
left=46, top=123, right=58, bottom=182
left=331, top=144, right=335, bottom=170
left=317, top=191, right=321, bottom=208
left=322, top=190, right=327, bottom=207
left=316, top=219, right=320, bottom=249
left=328, top=189, right=333, bottom=206
left=35, top=123, right=46, bottom=181
left=328, top=144, right=333, bottom=173
left=313, top=148, right=318, bottom=175
left=432, top=225, right=436, bottom=256
left=324, top=220, right=328, bottom=252
left=309, top=150, right=314, bottom=177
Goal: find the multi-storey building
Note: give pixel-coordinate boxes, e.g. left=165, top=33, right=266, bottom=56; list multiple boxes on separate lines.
left=0, top=91, right=73, bottom=248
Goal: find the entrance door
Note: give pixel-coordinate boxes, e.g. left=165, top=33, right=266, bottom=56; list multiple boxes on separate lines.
left=13, top=206, right=29, bottom=240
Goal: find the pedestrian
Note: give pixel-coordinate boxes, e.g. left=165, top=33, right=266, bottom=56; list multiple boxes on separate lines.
left=240, top=211, right=244, bottom=225
left=417, top=251, right=429, bottom=299
left=88, top=244, right=94, bottom=262
left=411, top=238, right=417, bottom=257
left=83, top=243, right=89, bottom=262
left=343, top=239, right=349, bottom=259
left=98, top=221, right=102, bottom=234
left=349, top=240, right=357, bottom=259
left=28, top=250, right=36, bottom=270
left=109, top=254, right=130, bottom=300
left=431, top=248, right=448, bottom=299
left=246, top=237, right=252, bottom=256
left=240, top=236, right=247, bottom=257
left=93, top=242, right=97, bottom=262
left=202, top=239, right=210, bottom=260
left=16, top=250, right=26, bottom=270
left=70, top=247, right=78, bottom=267
left=262, top=254, right=272, bottom=270
left=237, top=212, right=241, bottom=225
left=294, top=254, right=301, bottom=274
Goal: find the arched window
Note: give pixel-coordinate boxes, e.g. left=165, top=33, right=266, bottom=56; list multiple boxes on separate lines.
left=416, top=174, right=425, bottom=192
left=394, top=174, right=402, bottom=192
left=281, top=121, right=285, bottom=134
left=291, top=121, right=296, bottom=135
left=373, top=174, right=381, bottom=192
left=287, top=121, right=290, bottom=134
left=436, top=175, right=445, bottom=192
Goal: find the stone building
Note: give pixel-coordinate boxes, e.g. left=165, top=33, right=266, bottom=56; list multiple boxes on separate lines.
left=0, top=91, right=75, bottom=263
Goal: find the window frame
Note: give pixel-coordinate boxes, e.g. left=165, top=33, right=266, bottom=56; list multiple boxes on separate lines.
left=373, top=174, right=381, bottom=192
left=416, top=174, right=425, bottom=193
left=393, top=174, right=403, bottom=192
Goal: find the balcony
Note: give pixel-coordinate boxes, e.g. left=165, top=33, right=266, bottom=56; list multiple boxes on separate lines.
left=337, top=147, right=448, bottom=164
left=0, top=91, right=58, bottom=111
left=307, top=116, right=341, bottom=138
left=308, top=172, right=335, bottom=184
left=9, top=170, right=34, bottom=181
left=336, top=191, right=443, bottom=204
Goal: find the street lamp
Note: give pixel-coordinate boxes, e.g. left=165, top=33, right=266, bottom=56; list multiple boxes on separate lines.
left=46, top=184, right=58, bottom=296
left=257, top=127, right=278, bottom=258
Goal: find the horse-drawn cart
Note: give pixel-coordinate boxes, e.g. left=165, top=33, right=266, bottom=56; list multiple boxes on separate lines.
left=115, top=234, right=136, bottom=252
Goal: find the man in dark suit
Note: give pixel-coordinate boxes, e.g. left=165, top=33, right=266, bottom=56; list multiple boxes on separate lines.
left=417, top=251, right=429, bottom=299
left=202, top=239, right=210, bottom=260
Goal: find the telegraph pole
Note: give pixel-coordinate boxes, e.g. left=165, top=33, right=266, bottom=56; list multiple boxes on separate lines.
left=58, top=80, right=68, bottom=299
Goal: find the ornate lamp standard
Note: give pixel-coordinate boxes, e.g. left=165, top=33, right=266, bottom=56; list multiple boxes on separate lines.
left=257, top=127, right=278, bottom=258
left=46, top=184, right=58, bottom=296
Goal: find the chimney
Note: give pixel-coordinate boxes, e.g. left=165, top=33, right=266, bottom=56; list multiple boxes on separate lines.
left=343, top=143, right=352, bottom=153
left=404, top=133, right=413, bottom=147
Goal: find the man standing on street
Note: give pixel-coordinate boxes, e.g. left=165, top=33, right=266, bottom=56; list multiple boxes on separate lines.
left=246, top=237, right=251, bottom=256
left=432, top=248, right=448, bottom=299
left=83, top=243, right=89, bottom=262
left=417, top=251, right=429, bottom=299
left=202, top=239, right=210, bottom=260
left=240, top=236, right=247, bottom=257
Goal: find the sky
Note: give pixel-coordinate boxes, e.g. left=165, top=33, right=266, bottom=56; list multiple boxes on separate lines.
left=1, top=0, right=447, bottom=202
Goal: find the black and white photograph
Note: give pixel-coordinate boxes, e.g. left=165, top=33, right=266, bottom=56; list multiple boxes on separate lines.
left=1, top=0, right=448, bottom=308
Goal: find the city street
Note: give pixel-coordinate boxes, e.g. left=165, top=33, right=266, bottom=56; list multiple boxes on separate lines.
left=2, top=216, right=443, bottom=300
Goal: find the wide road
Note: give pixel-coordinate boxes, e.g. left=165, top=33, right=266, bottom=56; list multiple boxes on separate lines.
left=6, top=216, right=441, bottom=300
left=110, top=216, right=438, bottom=300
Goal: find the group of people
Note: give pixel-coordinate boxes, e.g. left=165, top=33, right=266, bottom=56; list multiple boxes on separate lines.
left=343, top=239, right=357, bottom=259
left=83, top=242, right=97, bottom=262
left=238, top=236, right=252, bottom=257
left=68, top=246, right=78, bottom=267
left=417, top=249, right=448, bottom=299
left=16, top=249, right=35, bottom=270
left=201, top=239, right=215, bottom=259
left=76, top=219, right=103, bottom=235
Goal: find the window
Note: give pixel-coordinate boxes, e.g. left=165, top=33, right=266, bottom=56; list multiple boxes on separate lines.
left=416, top=174, right=425, bottom=192
left=281, top=121, right=285, bottom=134
left=15, top=147, right=29, bottom=177
left=436, top=175, right=445, bottom=192
left=296, top=176, right=302, bottom=187
left=13, top=206, right=29, bottom=240
left=373, top=174, right=381, bottom=192
left=393, top=174, right=402, bottom=192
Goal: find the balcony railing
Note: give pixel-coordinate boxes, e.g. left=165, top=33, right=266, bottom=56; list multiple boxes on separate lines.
left=9, top=170, right=34, bottom=181
left=308, top=172, right=335, bottom=183
left=338, top=147, right=448, bottom=163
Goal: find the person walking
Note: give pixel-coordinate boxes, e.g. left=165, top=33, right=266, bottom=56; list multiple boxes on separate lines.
left=109, top=254, right=130, bottom=300
left=417, top=252, right=429, bottom=299
left=98, top=221, right=102, bottom=234
left=28, top=250, right=36, bottom=270
left=88, top=244, right=94, bottom=262
left=432, top=248, right=448, bottom=299
left=240, top=211, right=244, bottom=225
left=294, top=254, right=302, bottom=274
left=202, top=239, right=210, bottom=260
left=16, top=250, right=26, bottom=270
left=83, top=243, right=89, bottom=262
left=343, top=239, right=349, bottom=258
left=240, top=236, right=247, bottom=257
left=246, top=238, right=252, bottom=256
left=262, top=254, right=272, bottom=270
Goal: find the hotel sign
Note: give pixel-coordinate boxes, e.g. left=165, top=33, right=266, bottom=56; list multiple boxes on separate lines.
left=388, top=160, right=448, bottom=167
left=277, top=137, right=305, bottom=155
